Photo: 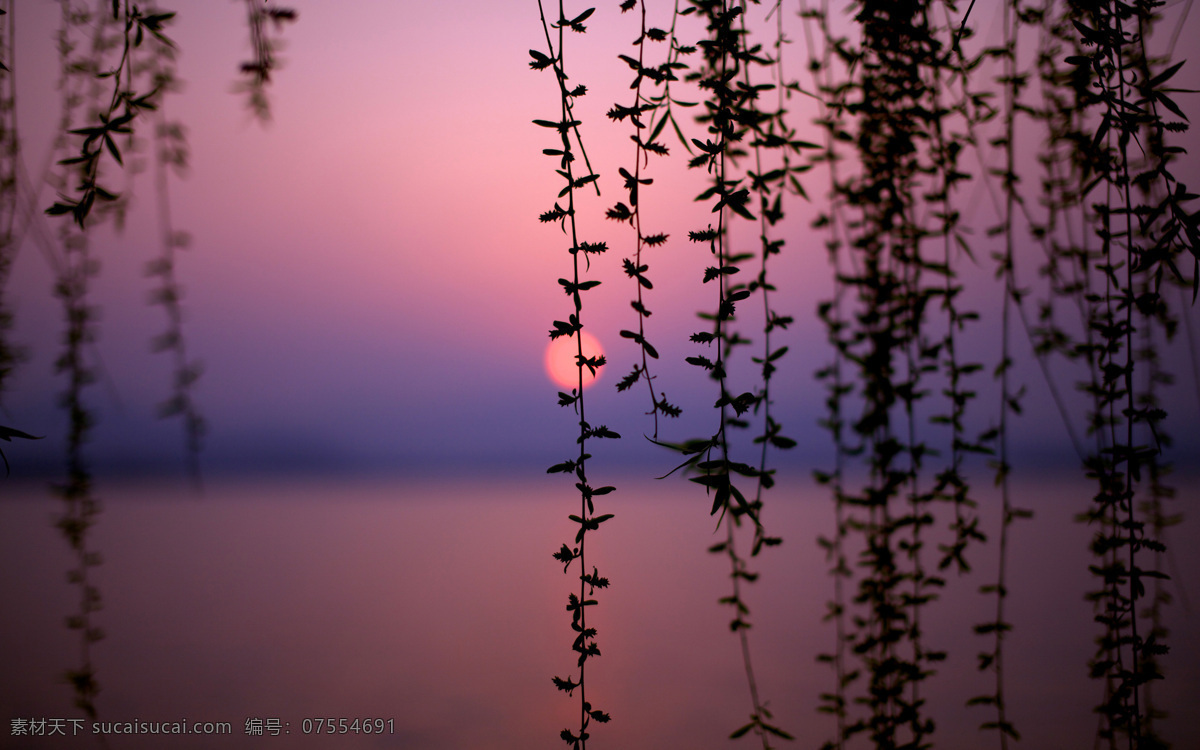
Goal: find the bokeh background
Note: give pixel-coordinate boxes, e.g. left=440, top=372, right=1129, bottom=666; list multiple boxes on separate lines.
left=2, top=0, right=1196, bottom=478
left=3, top=2, right=1200, bottom=749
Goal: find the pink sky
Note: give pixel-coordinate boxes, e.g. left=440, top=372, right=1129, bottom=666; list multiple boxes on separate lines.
left=3, top=0, right=1199, bottom=475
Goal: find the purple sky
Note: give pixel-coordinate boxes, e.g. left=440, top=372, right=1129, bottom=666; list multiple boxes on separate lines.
left=3, top=0, right=1199, bottom=477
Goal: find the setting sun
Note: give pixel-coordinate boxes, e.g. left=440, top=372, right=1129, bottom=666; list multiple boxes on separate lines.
left=544, top=330, right=604, bottom=390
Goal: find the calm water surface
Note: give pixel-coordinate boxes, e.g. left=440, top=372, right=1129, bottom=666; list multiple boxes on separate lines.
left=2, top=473, right=1197, bottom=749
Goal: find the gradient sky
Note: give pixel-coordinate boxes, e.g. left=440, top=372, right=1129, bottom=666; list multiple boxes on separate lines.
left=4, top=0, right=1199, bottom=478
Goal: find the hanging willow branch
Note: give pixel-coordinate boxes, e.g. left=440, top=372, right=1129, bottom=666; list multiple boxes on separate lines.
left=610, top=0, right=681, bottom=435
left=534, top=3, right=614, bottom=748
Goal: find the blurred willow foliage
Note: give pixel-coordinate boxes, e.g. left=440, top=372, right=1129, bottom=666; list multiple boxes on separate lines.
left=0, top=0, right=296, bottom=724
left=535, top=1, right=1196, bottom=748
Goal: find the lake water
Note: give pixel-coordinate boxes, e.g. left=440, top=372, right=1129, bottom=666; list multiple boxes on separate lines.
left=2, top=473, right=1198, bottom=749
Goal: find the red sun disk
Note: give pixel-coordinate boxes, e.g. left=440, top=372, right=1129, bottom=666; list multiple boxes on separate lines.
left=545, top=330, right=603, bottom=390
